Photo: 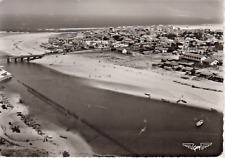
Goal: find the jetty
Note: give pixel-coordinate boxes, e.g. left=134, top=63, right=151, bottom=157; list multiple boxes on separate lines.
left=7, top=54, right=45, bottom=63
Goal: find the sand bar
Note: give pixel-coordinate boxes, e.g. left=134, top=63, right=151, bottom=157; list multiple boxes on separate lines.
left=0, top=32, right=223, bottom=113
left=0, top=90, right=93, bottom=156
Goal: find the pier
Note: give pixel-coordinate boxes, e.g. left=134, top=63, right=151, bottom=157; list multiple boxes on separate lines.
left=7, top=54, right=45, bottom=63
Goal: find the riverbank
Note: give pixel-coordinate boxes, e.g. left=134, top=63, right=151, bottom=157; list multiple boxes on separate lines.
left=35, top=52, right=223, bottom=111
left=1, top=62, right=223, bottom=156
left=0, top=32, right=224, bottom=156
left=0, top=32, right=223, bottom=112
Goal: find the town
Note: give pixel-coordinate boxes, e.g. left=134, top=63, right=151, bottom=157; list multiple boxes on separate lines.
left=41, top=25, right=223, bottom=83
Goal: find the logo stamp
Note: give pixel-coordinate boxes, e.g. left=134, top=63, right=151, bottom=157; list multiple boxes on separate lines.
left=182, top=143, right=212, bottom=151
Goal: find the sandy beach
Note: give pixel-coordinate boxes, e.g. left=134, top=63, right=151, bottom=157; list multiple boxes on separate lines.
left=0, top=32, right=224, bottom=156
left=0, top=89, right=93, bottom=156
left=0, top=33, right=53, bottom=56
left=35, top=52, right=223, bottom=111
left=0, top=33, right=95, bottom=156
left=0, top=32, right=223, bottom=113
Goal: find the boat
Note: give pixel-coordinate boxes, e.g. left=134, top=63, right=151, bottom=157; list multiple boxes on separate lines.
left=0, top=66, right=12, bottom=82
left=176, top=95, right=187, bottom=104
left=196, top=119, right=204, bottom=127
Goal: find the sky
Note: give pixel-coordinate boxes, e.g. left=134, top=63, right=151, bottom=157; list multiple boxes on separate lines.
left=0, top=0, right=223, bottom=30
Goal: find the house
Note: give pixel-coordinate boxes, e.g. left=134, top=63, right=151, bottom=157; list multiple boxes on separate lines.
left=161, top=47, right=168, bottom=53
left=163, top=61, right=179, bottom=68
left=184, top=47, right=205, bottom=54
left=212, top=74, right=223, bottom=82
left=122, top=49, right=128, bottom=54
left=195, top=70, right=214, bottom=79
left=173, top=65, right=183, bottom=71
left=153, top=62, right=164, bottom=67
left=182, top=67, right=195, bottom=74
left=48, top=37, right=58, bottom=44
left=163, top=66, right=173, bottom=71
left=132, top=44, right=141, bottom=51
left=178, top=62, right=194, bottom=67
left=116, top=47, right=128, bottom=54
left=63, top=44, right=74, bottom=52
left=202, top=58, right=219, bottom=66
left=179, top=52, right=206, bottom=63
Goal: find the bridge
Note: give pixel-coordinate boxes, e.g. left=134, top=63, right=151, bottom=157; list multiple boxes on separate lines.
left=7, top=54, right=45, bottom=63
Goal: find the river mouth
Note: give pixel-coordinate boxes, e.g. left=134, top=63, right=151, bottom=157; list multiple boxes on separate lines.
left=0, top=58, right=223, bottom=156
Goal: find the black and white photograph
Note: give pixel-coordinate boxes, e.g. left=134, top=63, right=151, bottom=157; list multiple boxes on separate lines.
left=0, top=0, right=223, bottom=157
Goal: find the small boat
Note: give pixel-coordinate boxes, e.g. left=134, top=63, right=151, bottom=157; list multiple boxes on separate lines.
left=144, top=93, right=151, bottom=99
left=196, top=119, right=204, bottom=127
left=0, top=66, right=12, bottom=82
left=176, top=95, right=187, bottom=104
left=210, top=108, right=217, bottom=112
left=60, top=135, right=67, bottom=139
left=161, top=99, right=170, bottom=103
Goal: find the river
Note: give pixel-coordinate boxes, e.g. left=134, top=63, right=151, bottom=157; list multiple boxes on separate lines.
left=0, top=53, right=223, bottom=156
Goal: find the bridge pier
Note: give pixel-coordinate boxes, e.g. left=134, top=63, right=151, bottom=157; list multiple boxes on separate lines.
left=7, top=54, right=44, bottom=63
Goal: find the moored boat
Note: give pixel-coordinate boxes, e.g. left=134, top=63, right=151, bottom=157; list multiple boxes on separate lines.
left=196, top=119, right=204, bottom=127
left=0, top=66, right=12, bottom=82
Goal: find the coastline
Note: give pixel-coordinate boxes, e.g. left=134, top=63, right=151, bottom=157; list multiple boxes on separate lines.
left=0, top=32, right=223, bottom=112
left=0, top=33, right=94, bottom=156
left=0, top=88, right=93, bottom=156
left=0, top=30, right=224, bottom=156
left=1, top=65, right=223, bottom=156
left=33, top=53, right=223, bottom=112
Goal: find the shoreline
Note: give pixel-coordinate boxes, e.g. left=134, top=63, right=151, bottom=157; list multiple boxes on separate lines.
left=32, top=53, right=223, bottom=112
left=0, top=31, right=224, bottom=156
left=0, top=88, right=93, bottom=156
left=0, top=32, right=223, bottom=112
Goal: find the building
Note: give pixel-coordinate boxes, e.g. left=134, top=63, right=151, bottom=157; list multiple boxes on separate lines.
left=163, top=61, right=179, bottom=68
left=202, top=58, right=219, bottom=67
left=179, top=52, right=206, bottom=62
left=178, top=62, right=194, bottom=67
left=184, top=47, right=205, bottom=54
left=116, top=47, right=129, bottom=54
left=195, top=70, right=215, bottom=79
left=209, top=74, right=223, bottom=82
left=48, top=37, right=58, bottom=44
